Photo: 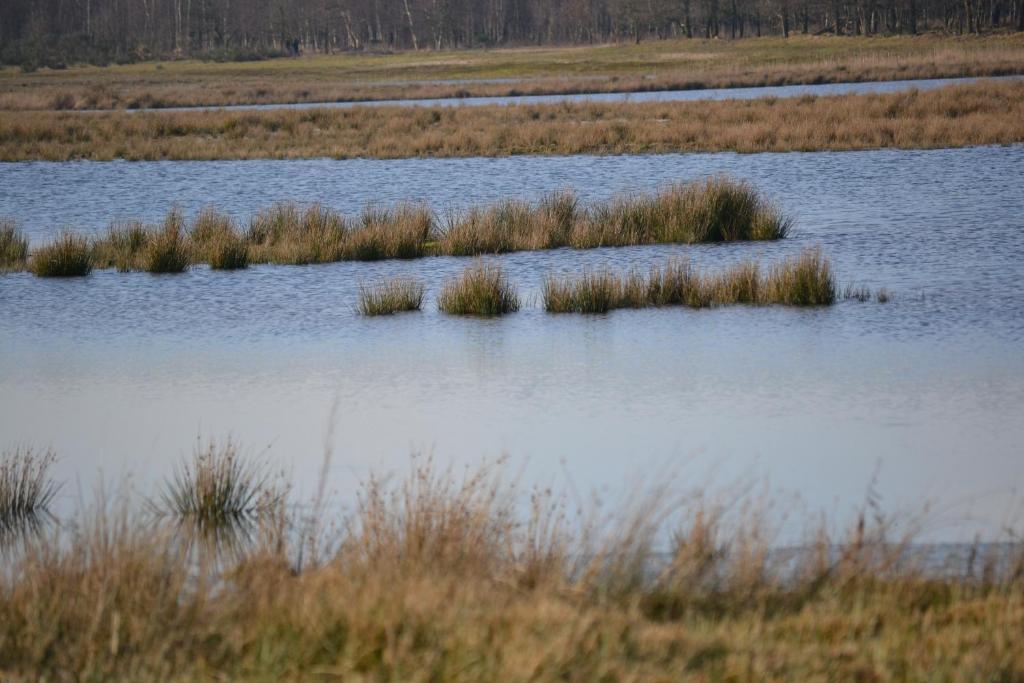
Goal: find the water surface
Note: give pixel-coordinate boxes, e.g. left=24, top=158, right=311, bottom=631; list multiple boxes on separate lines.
left=1, top=145, right=1023, bottom=540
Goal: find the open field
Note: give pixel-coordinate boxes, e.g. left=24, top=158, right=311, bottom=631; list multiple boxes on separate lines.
left=1, top=178, right=788, bottom=274
left=2, top=80, right=1021, bottom=161
left=1, top=446, right=1023, bottom=680
left=1, top=34, right=1022, bottom=111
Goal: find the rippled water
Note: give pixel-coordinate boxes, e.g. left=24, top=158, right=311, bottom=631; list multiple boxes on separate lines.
left=1, top=145, right=1023, bottom=539
left=149, top=75, right=1020, bottom=112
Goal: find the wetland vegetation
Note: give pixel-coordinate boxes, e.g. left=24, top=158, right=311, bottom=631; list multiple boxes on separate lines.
left=2, top=34, right=1022, bottom=111
left=0, top=445, right=1022, bottom=680
left=358, top=277, right=426, bottom=315
left=438, top=262, right=521, bottom=316
left=543, top=248, right=836, bottom=313
left=3, top=80, right=1023, bottom=161
left=10, top=177, right=790, bottom=276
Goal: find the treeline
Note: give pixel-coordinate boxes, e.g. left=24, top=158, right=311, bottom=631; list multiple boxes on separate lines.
left=3, top=0, right=1023, bottom=67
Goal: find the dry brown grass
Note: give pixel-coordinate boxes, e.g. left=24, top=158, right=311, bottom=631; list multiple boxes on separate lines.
left=2, top=80, right=1020, bottom=161
left=1, top=33, right=1021, bottom=111
left=5, top=178, right=789, bottom=276
left=543, top=247, right=836, bottom=313
left=0, top=451, right=1022, bottom=680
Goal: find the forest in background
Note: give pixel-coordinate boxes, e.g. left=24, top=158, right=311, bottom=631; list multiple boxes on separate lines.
left=2, top=0, right=1023, bottom=68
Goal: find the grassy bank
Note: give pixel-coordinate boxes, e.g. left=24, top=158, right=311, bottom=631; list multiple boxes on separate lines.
left=1, top=34, right=1022, bottom=111
left=0, top=444, right=1022, bottom=680
left=6, top=177, right=789, bottom=275
left=3, top=80, right=1021, bottom=161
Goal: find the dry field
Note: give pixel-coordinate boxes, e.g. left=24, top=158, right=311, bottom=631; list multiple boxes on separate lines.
left=1, top=33, right=1022, bottom=111
left=1, top=80, right=1021, bottom=161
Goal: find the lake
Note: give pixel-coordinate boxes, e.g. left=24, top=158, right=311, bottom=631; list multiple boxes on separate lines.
left=1, top=144, right=1022, bottom=541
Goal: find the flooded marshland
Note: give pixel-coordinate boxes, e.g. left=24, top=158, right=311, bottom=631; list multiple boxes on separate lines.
left=1, top=145, right=1023, bottom=539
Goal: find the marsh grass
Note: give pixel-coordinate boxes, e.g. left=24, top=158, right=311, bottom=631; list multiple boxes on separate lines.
left=0, top=449, right=59, bottom=544
left=357, top=277, right=425, bottom=315
left=544, top=248, right=836, bottom=313
left=142, top=209, right=190, bottom=273
left=157, top=439, right=278, bottom=540
left=28, top=231, right=92, bottom=277
left=6, top=80, right=1024, bottom=162
left=1, top=447, right=1023, bottom=679
left=438, top=261, right=520, bottom=316
left=344, top=203, right=433, bottom=260
left=247, top=203, right=346, bottom=264
left=3, top=34, right=1021, bottom=112
left=18, top=178, right=790, bottom=275
left=92, top=221, right=149, bottom=271
left=0, top=219, right=29, bottom=270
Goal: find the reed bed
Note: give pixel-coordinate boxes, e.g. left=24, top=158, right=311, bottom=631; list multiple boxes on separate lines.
left=4, top=80, right=1023, bottom=161
left=438, top=262, right=520, bottom=316
left=0, top=220, right=29, bottom=270
left=544, top=248, right=836, bottom=313
left=6, top=178, right=789, bottom=277
left=0, top=448, right=1022, bottom=680
left=28, top=231, right=92, bottom=277
left=358, top=277, right=425, bottom=316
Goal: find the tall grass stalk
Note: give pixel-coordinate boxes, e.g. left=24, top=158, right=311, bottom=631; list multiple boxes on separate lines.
left=438, top=262, right=520, bottom=316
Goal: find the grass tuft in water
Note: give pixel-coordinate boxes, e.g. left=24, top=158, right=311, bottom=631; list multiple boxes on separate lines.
left=573, top=176, right=789, bottom=248
left=345, top=203, right=433, bottom=260
left=247, top=203, right=346, bottom=265
left=358, top=277, right=426, bottom=315
left=544, top=248, right=837, bottom=313
left=29, top=232, right=92, bottom=277
left=92, top=221, right=149, bottom=272
left=143, top=209, right=191, bottom=273
left=158, top=439, right=277, bottom=539
left=0, top=219, right=29, bottom=271
left=0, top=449, right=59, bottom=542
left=438, top=261, right=520, bottom=316
left=543, top=270, right=620, bottom=314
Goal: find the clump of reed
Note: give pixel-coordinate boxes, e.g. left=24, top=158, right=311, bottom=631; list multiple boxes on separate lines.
left=544, top=248, right=836, bottom=313
left=28, top=231, right=92, bottom=277
left=344, top=203, right=433, bottom=260
left=0, top=449, right=59, bottom=541
left=247, top=203, right=346, bottom=265
left=762, top=247, right=835, bottom=306
left=357, top=277, right=425, bottom=316
left=92, top=221, right=149, bottom=272
left=190, top=207, right=249, bottom=270
left=542, top=270, right=621, bottom=314
left=157, top=439, right=277, bottom=539
left=438, top=262, right=520, bottom=316
left=0, top=219, right=29, bottom=270
left=573, top=176, right=789, bottom=248
left=142, top=209, right=191, bottom=273
left=438, top=191, right=578, bottom=255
